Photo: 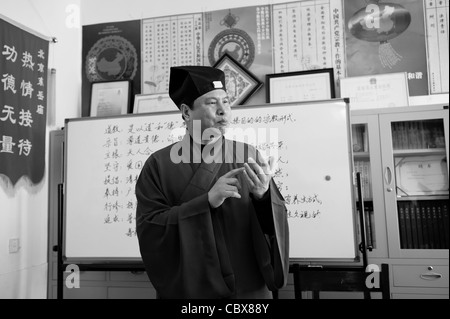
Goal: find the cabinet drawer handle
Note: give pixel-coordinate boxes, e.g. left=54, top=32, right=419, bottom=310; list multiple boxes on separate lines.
left=420, top=272, right=442, bottom=281
left=384, top=167, right=392, bottom=186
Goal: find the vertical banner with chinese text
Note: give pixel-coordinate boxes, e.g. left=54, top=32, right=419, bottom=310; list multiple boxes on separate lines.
left=0, top=17, right=49, bottom=185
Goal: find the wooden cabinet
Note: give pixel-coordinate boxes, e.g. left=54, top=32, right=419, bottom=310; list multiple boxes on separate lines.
left=351, top=104, right=449, bottom=299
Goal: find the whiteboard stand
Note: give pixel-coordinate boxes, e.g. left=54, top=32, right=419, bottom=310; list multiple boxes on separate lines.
left=290, top=173, right=375, bottom=299
left=356, top=172, right=370, bottom=269
left=55, top=182, right=146, bottom=299
left=56, top=183, right=64, bottom=299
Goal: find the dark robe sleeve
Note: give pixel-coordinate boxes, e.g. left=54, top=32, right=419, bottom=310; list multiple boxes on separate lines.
left=248, top=149, right=290, bottom=291
left=251, top=190, right=275, bottom=235
left=249, top=179, right=290, bottom=291
left=135, top=155, right=235, bottom=299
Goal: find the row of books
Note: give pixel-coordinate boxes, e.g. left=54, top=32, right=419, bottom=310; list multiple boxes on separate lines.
left=392, top=120, right=446, bottom=150
left=398, top=200, right=449, bottom=250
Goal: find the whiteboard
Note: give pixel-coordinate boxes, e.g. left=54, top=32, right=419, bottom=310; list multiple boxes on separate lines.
left=63, top=99, right=357, bottom=263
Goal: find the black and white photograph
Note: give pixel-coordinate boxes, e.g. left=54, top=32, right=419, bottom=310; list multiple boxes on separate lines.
left=1, top=0, right=448, bottom=309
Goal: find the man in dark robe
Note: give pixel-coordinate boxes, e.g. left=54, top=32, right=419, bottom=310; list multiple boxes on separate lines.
left=135, top=66, right=289, bottom=299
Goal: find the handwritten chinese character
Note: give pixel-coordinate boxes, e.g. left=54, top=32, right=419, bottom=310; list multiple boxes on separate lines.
left=104, top=214, right=112, bottom=224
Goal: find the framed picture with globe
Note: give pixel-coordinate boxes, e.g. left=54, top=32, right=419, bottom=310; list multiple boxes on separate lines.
left=213, top=53, right=262, bottom=106
left=90, top=80, right=132, bottom=117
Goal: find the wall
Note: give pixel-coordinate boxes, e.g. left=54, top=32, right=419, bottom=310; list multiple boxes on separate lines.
left=81, top=0, right=287, bottom=25
left=0, top=0, right=81, bottom=298
left=80, top=0, right=449, bottom=104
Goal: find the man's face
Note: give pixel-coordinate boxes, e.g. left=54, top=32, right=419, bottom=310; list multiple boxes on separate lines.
left=185, top=89, right=231, bottom=142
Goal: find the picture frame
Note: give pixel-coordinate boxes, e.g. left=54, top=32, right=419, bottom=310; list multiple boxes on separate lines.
left=395, top=155, right=449, bottom=196
left=213, top=53, right=262, bottom=106
left=266, top=68, right=335, bottom=103
left=340, top=72, right=409, bottom=110
left=90, top=80, right=131, bottom=117
left=133, top=93, right=178, bottom=114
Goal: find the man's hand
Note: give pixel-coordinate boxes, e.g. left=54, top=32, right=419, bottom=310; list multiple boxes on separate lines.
left=243, top=156, right=275, bottom=199
left=208, top=167, right=245, bottom=208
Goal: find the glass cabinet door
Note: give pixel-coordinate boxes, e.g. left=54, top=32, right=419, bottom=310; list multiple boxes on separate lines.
left=380, top=109, right=449, bottom=259
left=351, top=115, right=389, bottom=258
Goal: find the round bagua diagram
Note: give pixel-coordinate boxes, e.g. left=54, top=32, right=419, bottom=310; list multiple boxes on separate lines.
left=208, top=28, right=255, bottom=68
left=85, top=35, right=138, bottom=82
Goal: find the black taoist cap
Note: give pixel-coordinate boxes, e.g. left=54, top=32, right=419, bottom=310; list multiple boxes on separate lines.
left=169, top=66, right=227, bottom=109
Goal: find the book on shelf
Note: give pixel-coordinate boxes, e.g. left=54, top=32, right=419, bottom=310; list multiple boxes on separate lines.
left=356, top=203, right=374, bottom=249
left=422, top=122, right=432, bottom=149
left=404, top=203, right=413, bottom=249
left=399, top=122, right=409, bottom=150
left=409, top=202, right=419, bottom=249
left=365, top=206, right=374, bottom=249
left=420, top=203, right=430, bottom=249
left=407, top=122, right=416, bottom=149
left=443, top=202, right=449, bottom=249
left=354, top=160, right=372, bottom=201
left=363, top=161, right=371, bottom=200
left=398, top=204, right=408, bottom=249
left=425, top=203, right=435, bottom=249
left=437, top=204, right=446, bottom=250
left=363, top=128, right=368, bottom=152
left=432, top=204, right=441, bottom=249
left=393, top=122, right=400, bottom=149
left=414, top=203, right=425, bottom=249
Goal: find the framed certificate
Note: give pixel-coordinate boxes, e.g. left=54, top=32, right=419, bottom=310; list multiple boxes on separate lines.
left=90, top=80, right=131, bottom=117
left=266, top=68, right=335, bottom=103
left=340, top=72, right=410, bottom=110
left=213, top=53, right=262, bottom=106
left=395, top=155, right=449, bottom=196
left=133, top=93, right=178, bottom=114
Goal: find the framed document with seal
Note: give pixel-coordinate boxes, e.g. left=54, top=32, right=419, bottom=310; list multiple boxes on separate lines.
left=266, top=68, right=335, bottom=103
left=395, top=155, right=449, bottom=196
left=133, top=93, right=178, bottom=114
left=90, top=80, right=131, bottom=117
left=340, top=72, right=409, bottom=110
